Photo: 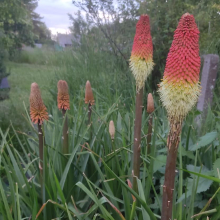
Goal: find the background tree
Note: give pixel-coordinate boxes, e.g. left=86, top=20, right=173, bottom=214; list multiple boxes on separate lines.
left=0, top=0, right=35, bottom=54
left=0, top=0, right=51, bottom=100
left=71, top=0, right=220, bottom=90
left=0, top=0, right=52, bottom=54
left=28, top=0, right=52, bottom=44
left=0, top=29, right=10, bottom=100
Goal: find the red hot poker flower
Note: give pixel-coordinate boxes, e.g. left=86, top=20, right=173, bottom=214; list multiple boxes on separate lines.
left=130, top=15, right=154, bottom=92
left=30, top=83, right=48, bottom=125
left=57, top=80, right=70, bottom=110
left=158, top=13, right=201, bottom=120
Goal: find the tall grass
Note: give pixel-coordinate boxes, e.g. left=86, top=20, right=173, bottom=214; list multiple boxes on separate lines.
left=1, top=88, right=220, bottom=219
left=13, top=46, right=60, bottom=65
left=1, top=39, right=220, bottom=219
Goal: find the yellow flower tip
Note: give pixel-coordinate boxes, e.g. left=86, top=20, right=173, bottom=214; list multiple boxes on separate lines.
left=147, top=93, right=154, bottom=114
left=183, top=12, right=190, bottom=17
left=109, top=120, right=115, bottom=140
left=130, top=56, right=154, bottom=92
left=85, top=80, right=95, bottom=105
left=30, top=82, right=48, bottom=125
left=57, top=80, right=70, bottom=110
left=158, top=80, right=201, bottom=120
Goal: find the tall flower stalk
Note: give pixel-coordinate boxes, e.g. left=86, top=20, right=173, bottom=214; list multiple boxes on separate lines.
left=130, top=15, right=154, bottom=193
left=146, top=93, right=154, bottom=156
left=85, top=80, right=95, bottom=125
left=57, top=80, right=70, bottom=155
left=29, top=83, right=48, bottom=184
left=145, top=93, right=155, bottom=201
left=158, top=13, right=201, bottom=220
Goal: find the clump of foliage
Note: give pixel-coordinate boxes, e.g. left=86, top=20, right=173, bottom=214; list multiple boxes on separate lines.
left=0, top=0, right=52, bottom=56
left=0, top=33, right=10, bottom=100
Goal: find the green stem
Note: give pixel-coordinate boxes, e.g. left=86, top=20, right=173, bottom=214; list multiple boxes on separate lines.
left=146, top=114, right=153, bottom=166
left=196, top=187, right=220, bottom=220
left=177, top=141, right=183, bottom=220
left=62, top=109, right=68, bottom=155
left=38, top=123, right=43, bottom=178
left=130, top=200, right=137, bottom=220
left=88, top=103, right=92, bottom=141
left=38, top=123, right=44, bottom=203
left=88, top=103, right=92, bottom=125
left=132, top=88, right=143, bottom=193
left=101, top=159, right=157, bottom=220
left=161, top=120, right=182, bottom=220
left=145, top=116, right=156, bottom=203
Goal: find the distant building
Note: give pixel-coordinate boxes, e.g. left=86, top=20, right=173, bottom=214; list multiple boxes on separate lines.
left=35, top=43, right=42, bottom=48
left=57, top=33, right=75, bottom=48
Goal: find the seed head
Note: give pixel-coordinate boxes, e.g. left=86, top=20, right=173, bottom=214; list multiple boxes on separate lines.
left=85, top=80, right=95, bottom=105
left=130, top=14, right=154, bottom=92
left=147, top=93, right=154, bottom=114
left=30, top=83, right=48, bottom=124
left=158, top=13, right=201, bottom=121
left=109, top=120, right=115, bottom=140
left=57, top=80, right=70, bottom=110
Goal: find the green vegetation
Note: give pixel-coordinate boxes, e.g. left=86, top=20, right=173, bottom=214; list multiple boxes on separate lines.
left=0, top=0, right=52, bottom=52
left=0, top=44, right=220, bottom=219
left=0, top=43, right=10, bottom=101
left=1, top=0, right=220, bottom=219
left=0, top=61, right=56, bottom=130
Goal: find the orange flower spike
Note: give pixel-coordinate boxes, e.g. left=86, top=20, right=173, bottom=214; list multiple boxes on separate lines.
left=85, top=80, right=95, bottom=105
left=158, top=13, right=201, bottom=120
left=30, top=83, right=48, bottom=125
left=57, top=80, right=70, bottom=110
left=130, top=14, right=154, bottom=92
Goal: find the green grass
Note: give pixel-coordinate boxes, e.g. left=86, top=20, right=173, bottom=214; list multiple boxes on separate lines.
left=13, top=47, right=60, bottom=65
left=0, top=62, right=56, bottom=129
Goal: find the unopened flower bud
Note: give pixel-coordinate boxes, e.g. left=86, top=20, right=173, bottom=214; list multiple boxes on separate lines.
left=109, top=120, right=115, bottom=140
left=147, top=93, right=154, bottom=114
left=85, top=80, right=95, bottom=105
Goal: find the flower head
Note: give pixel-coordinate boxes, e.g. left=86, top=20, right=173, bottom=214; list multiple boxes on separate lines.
left=85, top=80, right=95, bottom=105
left=30, top=83, right=48, bottom=124
left=158, top=13, right=201, bottom=121
left=130, top=15, right=154, bottom=92
left=109, top=120, right=115, bottom=140
left=147, top=93, right=154, bottom=114
left=57, top=80, right=70, bottom=110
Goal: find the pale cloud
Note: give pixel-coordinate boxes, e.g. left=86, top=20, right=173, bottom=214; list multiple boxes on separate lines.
left=35, top=0, right=77, bottom=35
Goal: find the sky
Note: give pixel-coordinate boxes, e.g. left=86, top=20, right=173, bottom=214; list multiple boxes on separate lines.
left=35, top=0, right=77, bottom=35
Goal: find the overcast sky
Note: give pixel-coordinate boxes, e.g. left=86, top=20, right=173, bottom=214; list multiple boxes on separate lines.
left=35, top=0, right=77, bottom=35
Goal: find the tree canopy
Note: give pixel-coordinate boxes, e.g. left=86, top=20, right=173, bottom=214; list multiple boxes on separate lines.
left=0, top=0, right=51, bottom=52
left=70, top=0, right=220, bottom=89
